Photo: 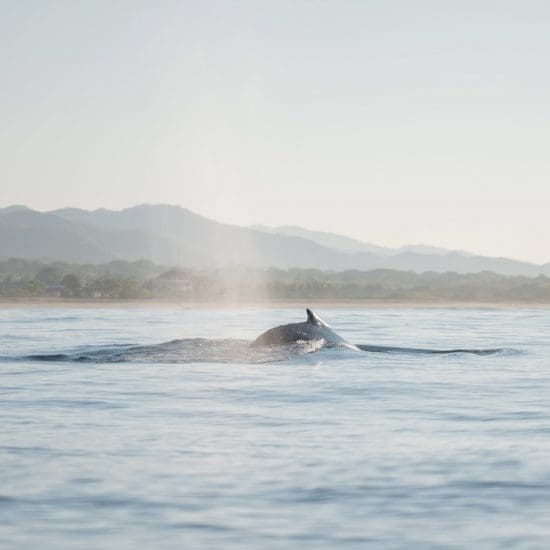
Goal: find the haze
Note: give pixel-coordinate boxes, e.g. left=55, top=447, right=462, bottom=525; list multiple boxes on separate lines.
left=1, top=1, right=549, bottom=263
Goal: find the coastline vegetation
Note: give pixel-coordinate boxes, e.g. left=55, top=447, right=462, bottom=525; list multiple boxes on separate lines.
left=1, top=258, right=550, bottom=303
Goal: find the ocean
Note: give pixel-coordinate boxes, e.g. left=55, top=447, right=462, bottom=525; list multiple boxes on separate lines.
left=1, top=306, right=549, bottom=549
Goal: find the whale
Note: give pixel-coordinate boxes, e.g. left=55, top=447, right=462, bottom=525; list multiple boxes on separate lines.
left=251, top=309, right=503, bottom=355
left=251, top=308, right=350, bottom=348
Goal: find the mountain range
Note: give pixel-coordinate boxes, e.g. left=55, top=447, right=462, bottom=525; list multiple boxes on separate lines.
left=0, top=204, right=548, bottom=276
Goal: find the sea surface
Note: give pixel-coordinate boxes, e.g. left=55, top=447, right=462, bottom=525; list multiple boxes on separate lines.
left=1, top=306, right=549, bottom=549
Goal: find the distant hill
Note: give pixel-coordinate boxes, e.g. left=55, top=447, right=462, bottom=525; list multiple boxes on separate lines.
left=252, top=224, right=470, bottom=256
left=0, top=204, right=548, bottom=276
left=0, top=205, right=31, bottom=214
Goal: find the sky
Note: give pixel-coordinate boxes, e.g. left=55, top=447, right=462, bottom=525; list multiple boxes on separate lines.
left=1, top=0, right=549, bottom=263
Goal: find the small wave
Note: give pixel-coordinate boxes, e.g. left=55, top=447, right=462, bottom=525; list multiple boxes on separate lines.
left=4, top=338, right=328, bottom=365
left=2, top=338, right=514, bottom=365
left=23, top=353, right=94, bottom=362
left=356, top=344, right=513, bottom=356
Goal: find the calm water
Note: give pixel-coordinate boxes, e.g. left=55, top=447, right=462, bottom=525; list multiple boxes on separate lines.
left=1, top=306, right=549, bottom=549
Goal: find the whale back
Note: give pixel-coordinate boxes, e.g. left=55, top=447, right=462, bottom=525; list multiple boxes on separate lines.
left=251, top=309, right=347, bottom=347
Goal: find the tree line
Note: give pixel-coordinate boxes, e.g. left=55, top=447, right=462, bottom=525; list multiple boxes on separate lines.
left=1, top=258, right=550, bottom=302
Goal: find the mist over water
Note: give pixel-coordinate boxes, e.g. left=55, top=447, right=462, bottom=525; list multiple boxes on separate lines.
left=1, top=306, right=550, bottom=548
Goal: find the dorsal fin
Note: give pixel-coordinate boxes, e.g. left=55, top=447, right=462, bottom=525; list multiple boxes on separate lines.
left=306, top=308, right=321, bottom=325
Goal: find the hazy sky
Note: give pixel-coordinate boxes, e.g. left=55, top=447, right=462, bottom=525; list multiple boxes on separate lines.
left=2, top=1, right=549, bottom=263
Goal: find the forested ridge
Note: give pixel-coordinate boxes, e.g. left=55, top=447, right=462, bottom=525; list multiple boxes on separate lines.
left=1, top=259, right=550, bottom=303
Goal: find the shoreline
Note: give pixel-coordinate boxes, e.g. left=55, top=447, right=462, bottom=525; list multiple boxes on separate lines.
left=1, top=298, right=550, bottom=309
